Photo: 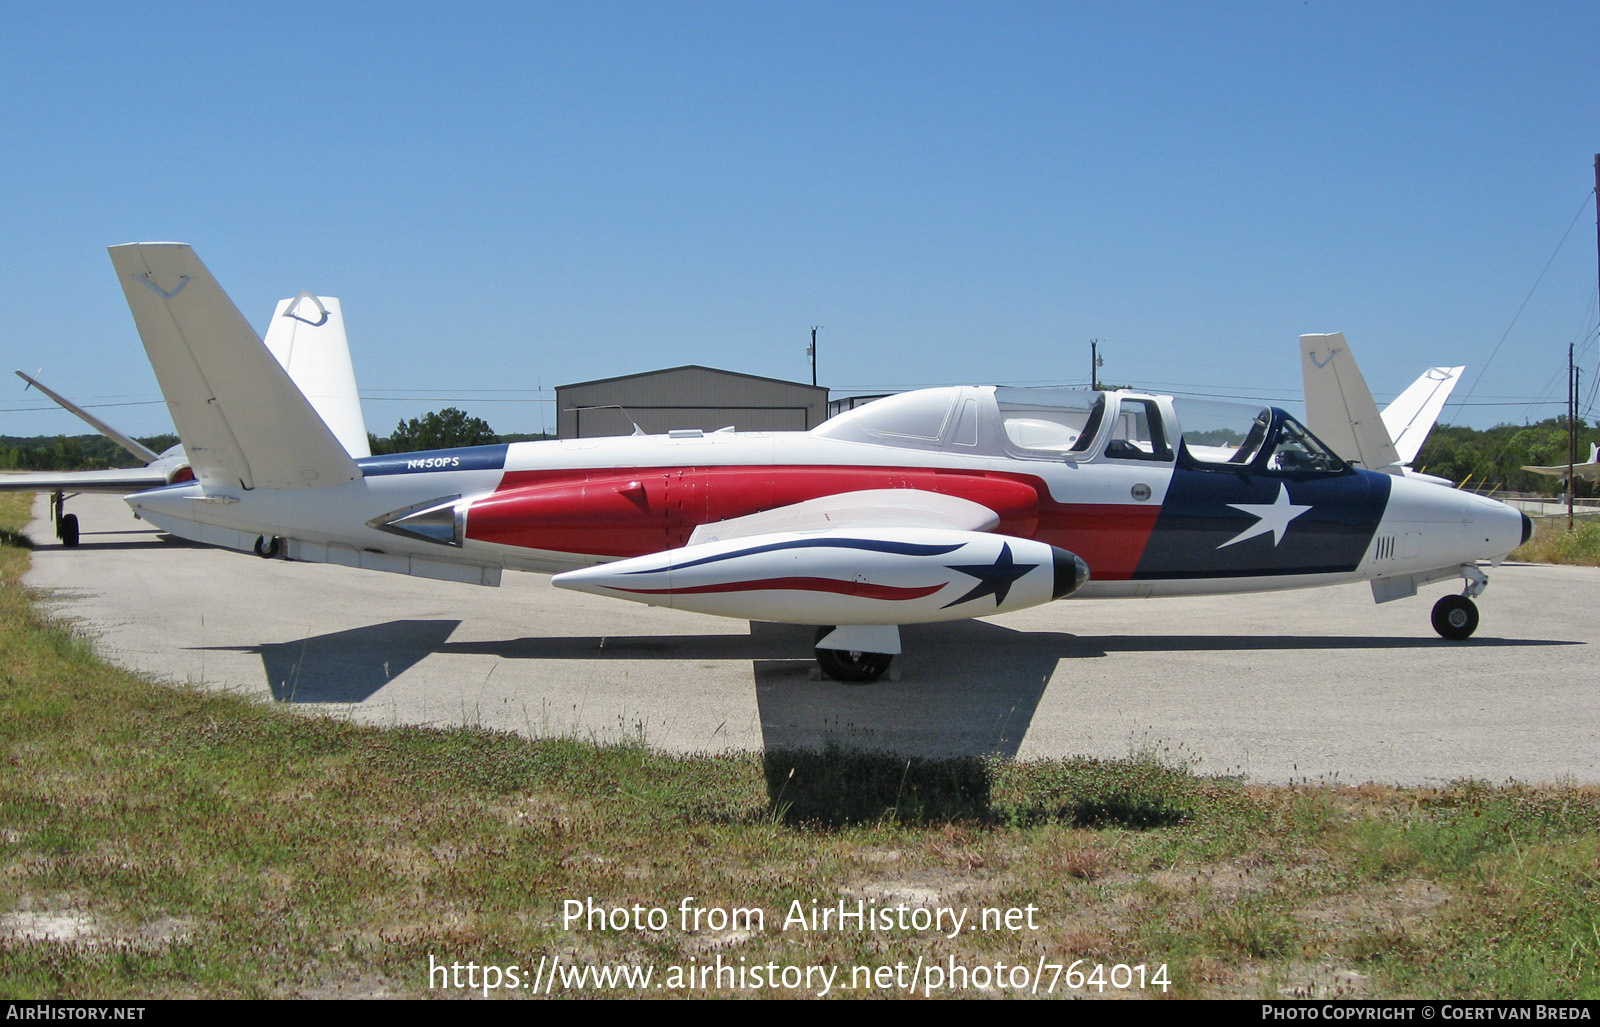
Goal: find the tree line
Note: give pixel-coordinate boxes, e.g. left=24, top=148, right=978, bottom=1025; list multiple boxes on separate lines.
left=1415, top=417, right=1598, bottom=496
left=0, top=408, right=548, bottom=470
left=366, top=407, right=549, bottom=454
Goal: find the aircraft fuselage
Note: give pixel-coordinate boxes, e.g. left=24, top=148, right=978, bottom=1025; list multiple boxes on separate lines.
left=126, top=399, right=1528, bottom=604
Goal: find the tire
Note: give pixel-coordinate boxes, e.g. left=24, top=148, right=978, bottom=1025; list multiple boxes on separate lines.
left=59, top=513, right=79, bottom=548
left=1431, top=594, right=1479, bottom=641
left=253, top=535, right=283, bottom=558
left=814, top=626, right=894, bottom=683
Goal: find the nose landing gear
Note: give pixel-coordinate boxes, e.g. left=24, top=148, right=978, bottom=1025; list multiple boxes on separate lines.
left=1431, top=594, right=1479, bottom=640
left=1431, top=564, right=1488, bottom=641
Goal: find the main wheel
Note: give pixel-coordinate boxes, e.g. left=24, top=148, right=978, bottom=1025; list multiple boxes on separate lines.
left=816, top=647, right=894, bottom=683
left=253, top=535, right=283, bottom=558
left=814, top=626, right=893, bottom=683
left=59, top=513, right=79, bottom=548
left=1431, top=594, right=1479, bottom=640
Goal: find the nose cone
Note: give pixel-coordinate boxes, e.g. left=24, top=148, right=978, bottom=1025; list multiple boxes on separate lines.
left=1521, top=511, right=1535, bottom=546
left=1384, top=476, right=1530, bottom=563
left=1051, top=548, right=1091, bottom=599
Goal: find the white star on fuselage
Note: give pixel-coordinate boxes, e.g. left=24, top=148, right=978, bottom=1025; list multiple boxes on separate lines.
left=1217, top=482, right=1312, bottom=549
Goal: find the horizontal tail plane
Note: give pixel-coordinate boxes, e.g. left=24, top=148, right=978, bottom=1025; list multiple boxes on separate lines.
left=16, top=369, right=162, bottom=465
left=1381, top=364, right=1464, bottom=467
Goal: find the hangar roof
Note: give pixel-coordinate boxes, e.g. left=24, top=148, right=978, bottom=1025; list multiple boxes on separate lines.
left=557, top=364, right=827, bottom=393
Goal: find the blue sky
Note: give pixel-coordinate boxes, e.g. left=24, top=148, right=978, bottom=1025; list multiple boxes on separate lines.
left=3, top=1, right=1596, bottom=438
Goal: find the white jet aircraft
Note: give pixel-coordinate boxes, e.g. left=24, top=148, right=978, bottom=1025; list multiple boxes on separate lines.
left=107, top=243, right=1531, bottom=680
left=1523, top=442, right=1600, bottom=484
left=3, top=292, right=369, bottom=546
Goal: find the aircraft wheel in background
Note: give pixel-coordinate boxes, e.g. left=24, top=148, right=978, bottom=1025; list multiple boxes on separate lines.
left=58, top=514, right=79, bottom=548
left=814, top=627, right=894, bottom=683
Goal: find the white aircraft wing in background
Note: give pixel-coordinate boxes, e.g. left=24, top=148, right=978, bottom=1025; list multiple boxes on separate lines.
left=16, top=370, right=161, bottom=465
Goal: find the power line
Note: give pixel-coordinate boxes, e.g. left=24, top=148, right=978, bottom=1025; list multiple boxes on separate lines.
left=1449, top=187, right=1596, bottom=420
left=0, top=400, right=166, bottom=414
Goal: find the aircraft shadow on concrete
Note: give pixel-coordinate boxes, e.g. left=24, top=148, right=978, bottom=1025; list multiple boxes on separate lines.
left=198, top=619, right=463, bottom=703
left=192, top=617, right=1582, bottom=823
left=438, top=620, right=1059, bottom=759
left=51, top=529, right=208, bottom=551
left=192, top=617, right=1575, bottom=759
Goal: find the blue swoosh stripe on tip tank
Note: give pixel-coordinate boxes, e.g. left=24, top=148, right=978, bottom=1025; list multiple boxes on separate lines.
left=357, top=444, right=510, bottom=476
left=625, top=537, right=966, bottom=574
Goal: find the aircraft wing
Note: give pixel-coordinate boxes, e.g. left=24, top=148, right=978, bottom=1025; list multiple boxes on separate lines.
left=108, top=243, right=360, bottom=490
left=1301, top=333, right=1403, bottom=473
left=0, top=467, right=170, bottom=494
left=15, top=371, right=161, bottom=465
left=1382, top=366, right=1464, bottom=467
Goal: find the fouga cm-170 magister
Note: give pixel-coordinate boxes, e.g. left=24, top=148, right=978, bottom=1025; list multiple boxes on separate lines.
left=107, top=243, right=1532, bottom=681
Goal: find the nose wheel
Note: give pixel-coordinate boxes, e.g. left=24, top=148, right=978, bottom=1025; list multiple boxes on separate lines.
left=1431, top=594, right=1479, bottom=640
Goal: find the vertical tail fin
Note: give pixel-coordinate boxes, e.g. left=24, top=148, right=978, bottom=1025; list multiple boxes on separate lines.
left=109, top=242, right=360, bottom=490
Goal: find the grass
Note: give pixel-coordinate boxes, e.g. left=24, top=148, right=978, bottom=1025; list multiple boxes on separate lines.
left=1512, top=515, right=1600, bottom=566
left=1, top=490, right=1598, bottom=999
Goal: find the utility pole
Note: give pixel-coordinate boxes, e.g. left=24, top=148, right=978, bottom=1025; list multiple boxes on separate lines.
left=1569, top=340, right=1576, bottom=531
left=808, top=326, right=819, bottom=387
left=1090, top=339, right=1103, bottom=390
left=1585, top=152, right=1600, bottom=531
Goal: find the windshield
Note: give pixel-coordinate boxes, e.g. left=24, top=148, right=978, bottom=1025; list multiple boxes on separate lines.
left=1176, top=400, right=1345, bottom=475
left=1265, top=415, right=1345, bottom=473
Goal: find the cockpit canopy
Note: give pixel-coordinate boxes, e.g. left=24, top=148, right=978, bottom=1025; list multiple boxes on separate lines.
left=813, top=386, right=1348, bottom=475
left=1172, top=398, right=1345, bottom=474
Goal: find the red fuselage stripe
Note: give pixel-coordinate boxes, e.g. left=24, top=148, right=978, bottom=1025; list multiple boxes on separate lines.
left=466, top=464, right=1161, bottom=580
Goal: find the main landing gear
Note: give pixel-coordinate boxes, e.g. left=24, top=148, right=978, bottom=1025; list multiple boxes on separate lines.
left=51, top=491, right=79, bottom=548
left=1431, top=564, right=1488, bottom=641
left=813, top=625, right=899, bottom=683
